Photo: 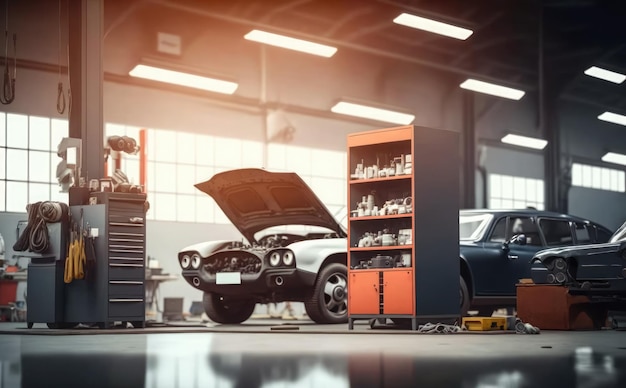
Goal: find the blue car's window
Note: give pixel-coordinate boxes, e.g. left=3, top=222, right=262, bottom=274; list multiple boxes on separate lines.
left=489, top=216, right=542, bottom=246
left=459, top=213, right=492, bottom=240
left=540, top=219, right=573, bottom=246
left=574, top=222, right=592, bottom=244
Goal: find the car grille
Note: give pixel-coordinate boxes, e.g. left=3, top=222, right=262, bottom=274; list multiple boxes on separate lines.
left=203, top=252, right=262, bottom=274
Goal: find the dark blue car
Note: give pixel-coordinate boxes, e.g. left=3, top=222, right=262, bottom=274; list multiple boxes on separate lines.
left=459, top=209, right=612, bottom=316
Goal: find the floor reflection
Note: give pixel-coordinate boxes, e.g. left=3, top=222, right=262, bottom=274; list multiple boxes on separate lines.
left=3, top=334, right=626, bottom=388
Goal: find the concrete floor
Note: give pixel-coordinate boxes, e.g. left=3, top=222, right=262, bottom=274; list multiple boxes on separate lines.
left=1, top=320, right=626, bottom=387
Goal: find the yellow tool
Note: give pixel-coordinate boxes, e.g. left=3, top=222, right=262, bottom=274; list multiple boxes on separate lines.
left=64, top=213, right=86, bottom=283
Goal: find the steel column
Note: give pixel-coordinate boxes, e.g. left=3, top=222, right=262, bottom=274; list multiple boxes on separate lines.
left=68, top=0, right=104, bottom=181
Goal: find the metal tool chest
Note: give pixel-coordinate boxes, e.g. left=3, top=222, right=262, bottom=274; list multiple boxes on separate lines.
left=64, top=192, right=147, bottom=328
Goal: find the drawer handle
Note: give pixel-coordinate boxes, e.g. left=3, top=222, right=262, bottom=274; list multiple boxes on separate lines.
left=110, top=232, right=144, bottom=237
left=110, top=245, right=144, bottom=250
left=110, top=238, right=145, bottom=243
left=109, top=257, right=144, bottom=261
left=110, top=281, right=143, bottom=285
left=109, top=298, right=144, bottom=303
left=110, top=222, right=143, bottom=227
left=129, top=217, right=144, bottom=224
left=110, top=197, right=145, bottom=203
left=109, top=249, right=144, bottom=254
left=109, top=263, right=143, bottom=268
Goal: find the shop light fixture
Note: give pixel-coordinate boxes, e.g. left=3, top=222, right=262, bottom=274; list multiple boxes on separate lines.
left=601, top=152, right=626, bottom=166
left=244, top=29, right=337, bottom=57
left=584, top=66, right=626, bottom=84
left=393, top=12, right=473, bottom=40
left=330, top=101, right=415, bottom=125
left=460, top=79, right=525, bottom=100
left=128, top=64, right=238, bottom=94
left=501, top=134, right=548, bottom=150
left=598, top=111, right=626, bottom=126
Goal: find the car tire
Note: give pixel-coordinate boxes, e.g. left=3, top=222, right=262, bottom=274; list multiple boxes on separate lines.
left=460, top=276, right=471, bottom=317
left=203, top=292, right=255, bottom=324
left=304, top=263, right=348, bottom=324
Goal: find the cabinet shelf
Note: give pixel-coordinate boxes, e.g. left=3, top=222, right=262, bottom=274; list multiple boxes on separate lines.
left=349, top=213, right=412, bottom=222
left=349, top=175, right=411, bottom=184
left=350, top=245, right=412, bottom=252
left=348, top=267, right=412, bottom=273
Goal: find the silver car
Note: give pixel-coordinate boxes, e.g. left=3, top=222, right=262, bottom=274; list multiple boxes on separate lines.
left=177, top=168, right=348, bottom=324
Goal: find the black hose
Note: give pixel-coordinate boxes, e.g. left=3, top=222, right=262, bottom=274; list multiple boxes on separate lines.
left=12, top=201, right=69, bottom=254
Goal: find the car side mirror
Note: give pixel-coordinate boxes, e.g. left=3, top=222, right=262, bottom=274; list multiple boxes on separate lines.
left=513, top=234, right=527, bottom=245
left=502, top=234, right=527, bottom=250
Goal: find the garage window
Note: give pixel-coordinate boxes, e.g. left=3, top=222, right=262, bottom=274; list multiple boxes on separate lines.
left=488, top=174, right=544, bottom=210
left=571, top=162, right=625, bottom=192
left=0, top=112, right=69, bottom=212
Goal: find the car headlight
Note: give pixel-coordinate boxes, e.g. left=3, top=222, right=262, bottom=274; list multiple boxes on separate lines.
left=181, top=254, right=191, bottom=269
left=282, top=251, right=294, bottom=266
left=191, top=254, right=202, bottom=269
left=269, top=252, right=281, bottom=267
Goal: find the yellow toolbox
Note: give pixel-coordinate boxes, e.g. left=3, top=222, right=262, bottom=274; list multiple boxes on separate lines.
left=462, top=317, right=507, bottom=331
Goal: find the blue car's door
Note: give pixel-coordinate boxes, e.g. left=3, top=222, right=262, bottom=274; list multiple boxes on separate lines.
left=472, top=215, right=545, bottom=296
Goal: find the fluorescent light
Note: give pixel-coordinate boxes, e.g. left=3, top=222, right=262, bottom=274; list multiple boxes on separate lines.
left=501, top=134, right=547, bottom=150
left=602, top=152, right=626, bottom=166
left=393, top=13, right=473, bottom=40
left=584, top=66, right=626, bottom=84
left=460, top=79, right=525, bottom=100
left=331, top=101, right=414, bottom=125
left=129, top=64, right=238, bottom=94
left=598, top=111, right=626, bottom=126
left=244, top=30, right=337, bottom=57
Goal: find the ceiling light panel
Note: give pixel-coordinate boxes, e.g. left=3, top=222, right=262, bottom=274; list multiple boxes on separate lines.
left=331, top=101, right=415, bottom=125
left=584, top=66, right=626, bottom=84
left=601, top=152, right=626, bottom=166
left=129, top=64, right=238, bottom=94
left=460, top=79, right=525, bottom=100
left=393, top=13, right=473, bottom=40
left=244, top=30, right=337, bottom=57
left=501, top=134, right=548, bottom=150
left=598, top=111, right=626, bottom=126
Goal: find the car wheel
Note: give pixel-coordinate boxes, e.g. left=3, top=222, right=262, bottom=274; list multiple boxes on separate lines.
left=304, top=263, right=348, bottom=324
left=203, top=292, right=255, bottom=324
left=460, top=276, right=470, bottom=317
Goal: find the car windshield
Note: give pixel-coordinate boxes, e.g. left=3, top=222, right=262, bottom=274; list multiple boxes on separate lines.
left=459, top=213, right=493, bottom=240
left=609, top=221, right=626, bottom=243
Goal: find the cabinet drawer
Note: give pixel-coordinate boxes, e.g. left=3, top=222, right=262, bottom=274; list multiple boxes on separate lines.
left=108, top=298, right=145, bottom=318
left=109, top=281, right=144, bottom=297
left=109, top=265, right=145, bottom=280
left=108, top=197, right=146, bottom=214
left=109, top=222, right=145, bottom=236
left=109, top=256, right=145, bottom=266
left=109, top=244, right=144, bottom=257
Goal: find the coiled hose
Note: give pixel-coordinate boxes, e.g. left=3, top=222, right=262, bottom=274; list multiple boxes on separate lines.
left=13, top=201, right=68, bottom=253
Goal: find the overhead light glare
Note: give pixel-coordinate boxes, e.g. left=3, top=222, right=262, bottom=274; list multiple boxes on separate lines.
left=331, top=101, right=414, bottom=125
left=393, top=13, right=473, bottom=40
left=129, top=64, right=238, bottom=94
left=501, top=134, right=547, bottom=150
left=598, top=111, right=626, bottom=126
left=244, top=29, right=337, bottom=57
left=460, top=79, right=525, bottom=100
left=584, top=66, right=626, bottom=84
left=601, top=152, right=626, bottom=166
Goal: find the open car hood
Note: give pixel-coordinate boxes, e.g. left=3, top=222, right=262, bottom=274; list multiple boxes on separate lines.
left=195, top=168, right=346, bottom=243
